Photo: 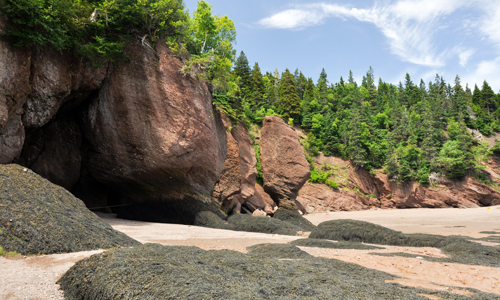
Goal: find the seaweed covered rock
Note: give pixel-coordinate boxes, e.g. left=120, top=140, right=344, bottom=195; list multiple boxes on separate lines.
left=0, top=164, right=140, bottom=255
left=194, top=211, right=302, bottom=236
left=58, top=243, right=496, bottom=300
left=247, top=243, right=312, bottom=259
left=310, top=219, right=500, bottom=267
left=260, top=116, right=310, bottom=209
left=310, top=219, right=408, bottom=245
left=291, top=238, right=383, bottom=250
left=272, top=208, right=316, bottom=231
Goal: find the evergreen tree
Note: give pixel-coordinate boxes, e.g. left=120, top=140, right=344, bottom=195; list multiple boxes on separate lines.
left=316, top=68, right=329, bottom=104
left=295, top=70, right=307, bottom=100
left=233, top=51, right=252, bottom=97
left=278, top=69, right=301, bottom=119
left=348, top=70, right=355, bottom=84
left=250, top=62, right=265, bottom=106
left=482, top=80, right=496, bottom=115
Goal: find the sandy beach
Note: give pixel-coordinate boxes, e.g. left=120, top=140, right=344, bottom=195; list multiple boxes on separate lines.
left=1, top=206, right=499, bottom=299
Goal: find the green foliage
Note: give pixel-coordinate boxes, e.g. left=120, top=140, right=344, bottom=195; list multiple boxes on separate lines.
left=437, top=140, right=467, bottom=179
left=278, top=69, right=301, bottom=119
left=211, top=94, right=242, bottom=122
left=2, top=0, right=188, bottom=61
left=308, top=169, right=339, bottom=189
left=252, top=143, right=263, bottom=185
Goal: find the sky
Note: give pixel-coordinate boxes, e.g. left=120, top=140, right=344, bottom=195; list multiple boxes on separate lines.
left=184, top=0, right=500, bottom=92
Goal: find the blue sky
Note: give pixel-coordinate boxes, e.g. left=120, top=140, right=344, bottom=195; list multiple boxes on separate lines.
left=184, top=0, right=500, bottom=92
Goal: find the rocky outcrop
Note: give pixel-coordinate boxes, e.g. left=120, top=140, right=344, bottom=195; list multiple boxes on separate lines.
left=375, top=173, right=500, bottom=208
left=231, top=122, right=258, bottom=199
left=81, top=42, right=227, bottom=224
left=261, top=116, right=310, bottom=209
left=0, top=164, right=140, bottom=255
left=297, top=182, right=374, bottom=213
left=212, top=114, right=274, bottom=215
left=298, top=153, right=500, bottom=212
left=23, top=49, right=107, bottom=129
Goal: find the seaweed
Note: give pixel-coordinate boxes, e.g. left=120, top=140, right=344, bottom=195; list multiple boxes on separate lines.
left=272, top=209, right=316, bottom=231
left=58, top=243, right=499, bottom=300
left=310, top=219, right=500, bottom=267
left=0, top=164, right=140, bottom=255
left=194, top=211, right=304, bottom=236
left=291, top=238, right=384, bottom=250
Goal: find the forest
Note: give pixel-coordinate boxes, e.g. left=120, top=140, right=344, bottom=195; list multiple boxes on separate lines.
left=3, top=0, right=500, bottom=186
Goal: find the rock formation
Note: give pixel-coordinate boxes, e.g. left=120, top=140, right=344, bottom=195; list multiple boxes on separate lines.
left=0, top=28, right=227, bottom=224
left=212, top=114, right=274, bottom=215
left=296, top=152, right=500, bottom=213
left=261, top=116, right=310, bottom=209
left=212, top=126, right=241, bottom=211
left=81, top=42, right=227, bottom=224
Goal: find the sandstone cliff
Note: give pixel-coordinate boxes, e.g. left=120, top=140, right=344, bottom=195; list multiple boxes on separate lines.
left=0, top=27, right=227, bottom=223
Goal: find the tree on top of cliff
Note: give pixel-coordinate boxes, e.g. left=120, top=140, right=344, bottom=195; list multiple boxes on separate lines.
left=181, top=0, right=236, bottom=93
left=2, top=0, right=189, bottom=61
left=278, top=69, right=301, bottom=120
left=233, top=51, right=252, bottom=97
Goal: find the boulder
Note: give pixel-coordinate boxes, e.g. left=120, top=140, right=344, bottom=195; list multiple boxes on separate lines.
left=0, top=164, right=140, bottom=255
left=82, top=41, right=227, bottom=224
left=261, top=116, right=310, bottom=209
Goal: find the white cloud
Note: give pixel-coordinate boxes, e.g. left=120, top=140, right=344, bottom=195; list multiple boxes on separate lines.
left=257, top=0, right=473, bottom=67
left=478, top=1, right=500, bottom=49
left=462, top=57, right=500, bottom=91
left=456, top=48, right=475, bottom=67
left=258, top=9, right=327, bottom=29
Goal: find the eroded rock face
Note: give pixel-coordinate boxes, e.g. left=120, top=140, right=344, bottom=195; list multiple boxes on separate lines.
left=213, top=124, right=241, bottom=210
left=375, top=174, right=500, bottom=208
left=296, top=182, right=371, bottom=213
left=300, top=153, right=500, bottom=212
left=0, top=16, right=31, bottom=163
left=23, top=49, right=107, bottom=129
left=261, top=116, right=310, bottom=209
left=231, top=122, right=258, bottom=199
left=83, top=41, right=227, bottom=224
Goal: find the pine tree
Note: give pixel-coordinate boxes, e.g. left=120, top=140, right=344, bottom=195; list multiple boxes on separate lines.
left=482, top=80, right=496, bottom=115
left=295, top=70, right=307, bottom=100
left=251, top=62, right=265, bottom=106
left=316, top=68, right=329, bottom=104
left=233, top=51, right=252, bottom=97
left=278, top=69, right=301, bottom=119
left=348, top=70, right=354, bottom=84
